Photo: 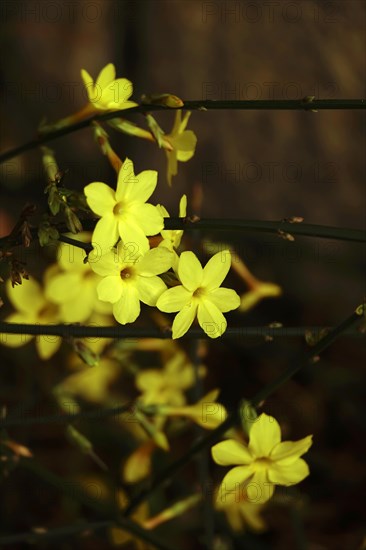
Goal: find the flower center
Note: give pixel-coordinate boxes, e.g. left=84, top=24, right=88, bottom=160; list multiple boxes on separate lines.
left=120, top=267, right=134, bottom=281
left=254, top=457, right=272, bottom=471
left=113, top=201, right=124, bottom=217
left=38, top=303, right=58, bottom=320
left=193, top=287, right=206, bottom=299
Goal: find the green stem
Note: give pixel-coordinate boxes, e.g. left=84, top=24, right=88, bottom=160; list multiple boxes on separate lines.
left=0, top=99, right=364, bottom=164
left=123, top=309, right=362, bottom=515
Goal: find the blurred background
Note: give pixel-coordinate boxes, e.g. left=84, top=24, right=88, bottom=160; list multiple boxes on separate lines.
left=0, top=1, right=365, bottom=549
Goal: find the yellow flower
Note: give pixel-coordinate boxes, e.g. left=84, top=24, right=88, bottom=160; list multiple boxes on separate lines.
left=164, top=111, right=197, bottom=186
left=84, top=158, right=164, bottom=253
left=136, top=350, right=200, bottom=407
left=45, top=239, right=110, bottom=323
left=81, top=63, right=137, bottom=112
left=158, top=389, right=227, bottom=430
left=89, top=240, right=173, bottom=325
left=57, top=357, right=119, bottom=404
left=156, top=250, right=240, bottom=339
left=123, top=440, right=155, bottom=484
left=1, top=276, right=61, bottom=360
left=240, top=281, right=282, bottom=312
left=212, top=413, right=313, bottom=505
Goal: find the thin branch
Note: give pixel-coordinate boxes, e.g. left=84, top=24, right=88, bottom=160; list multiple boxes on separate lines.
left=14, top=457, right=176, bottom=550
left=164, top=218, right=366, bottom=243
left=0, top=99, right=364, bottom=164
left=0, top=402, right=133, bottom=429
left=123, top=309, right=362, bottom=515
left=1, top=218, right=365, bottom=251
left=0, top=322, right=363, bottom=338
left=0, top=521, right=112, bottom=546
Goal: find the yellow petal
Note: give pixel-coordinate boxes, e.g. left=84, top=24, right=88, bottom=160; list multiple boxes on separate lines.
left=208, top=288, right=241, bottom=313
left=116, top=161, right=157, bottom=203
left=6, top=277, right=45, bottom=314
left=271, top=436, right=313, bottom=463
left=170, top=110, right=182, bottom=135
left=60, top=289, right=94, bottom=322
left=91, top=215, right=119, bottom=254
left=172, top=302, right=198, bottom=338
left=128, top=203, right=164, bottom=236
left=36, top=335, right=61, bottom=360
left=173, top=130, right=197, bottom=153
left=249, top=414, right=281, bottom=458
left=113, top=287, right=140, bottom=324
left=157, top=286, right=192, bottom=312
left=197, top=300, right=227, bottom=338
left=136, top=370, right=163, bottom=392
left=137, top=247, right=173, bottom=276
left=268, top=458, right=310, bottom=486
left=179, top=194, right=187, bottom=217
left=80, top=68, right=94, bottom=102
left=84, top=182, right=116, bottom=216
left=58, top=241, right=90, bottom=272
left=246, top=470, right=274, bottom=504
left=97, top=276, right=122, bottom=303
left=118, top=217, right=149, bottom=251
left=45, top=273, right=80, bottom=303
left=89, top=250, right=120, bottom=277
left=202, top=250, right=231, bottom=291
left=136, top=275, right=166, bottom=306
left=166, top=150, right=178, bottom=186
left=216, top=466, right=254, bottom=506
left=212, top=440, right=253, bottom=466
left=179, top=111, right=191, bottom=133
left=101, top=78, right=134, bottom=109
left=95, top=63, right=115, bottom=90
left=178, top=251, right=203, bottom=291
left=177, top=149, right=195, bottom=163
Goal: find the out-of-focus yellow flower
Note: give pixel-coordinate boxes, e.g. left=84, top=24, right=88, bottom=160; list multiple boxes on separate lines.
left=39, top=64, right=137, bottom=135
left=212, top=413, right=313, bottom=505
left=81, top=63, right=137, bottom=112
left=123, top=440, right=155, bottom=484
left=136, top=351, right=200, bottom=407
left=56, top=357, right=120, bottom=404
left=1, top=277, right=61, bottom=359
left=142, top=494, right=201, bottom=530
left=240, top=281, right=282, bottom=311
left=164, top=111, right=197, bottom=186
left=84, top=158, right=164, bottom=253
left=202, top=240, right=282, bottom=311
left=215, top=490, right=267, bottom=533
left=157, top=250, right=240, bottom=338
left=157, top=389, right=227, bottom=430
left=135, top=351, right=204, bottom=451
left=45, top=240, right=111, bottom=323
left=89, top=239, right=172, bottom=325
left=230, top=248, right=282, bottom=311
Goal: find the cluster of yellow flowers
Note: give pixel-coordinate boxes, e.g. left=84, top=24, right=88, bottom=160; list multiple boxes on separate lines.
left=0, top=62, right=314, bottom=537
left=83, top=155, right=241, bottom=337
